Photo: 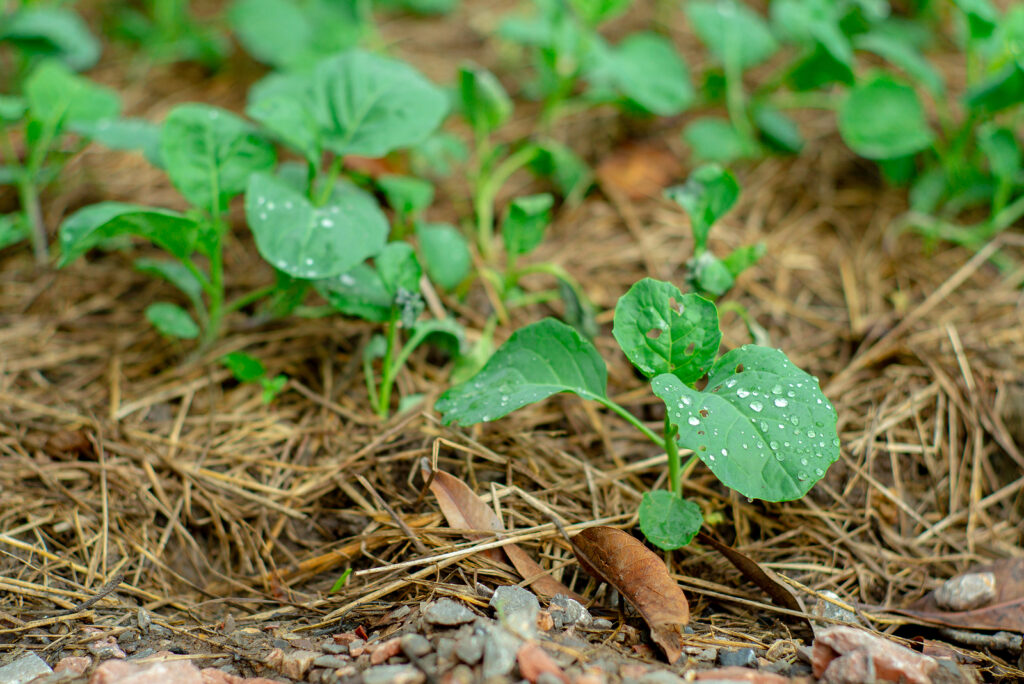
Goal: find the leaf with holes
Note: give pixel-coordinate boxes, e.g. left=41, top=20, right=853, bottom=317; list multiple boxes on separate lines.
left=613, top=279, right=720, bottom=384
left=652, top=345, right=839, bottom=501
left=246, top=171, right=387, bottom=280
left=435, top=318, right=607, bottom=425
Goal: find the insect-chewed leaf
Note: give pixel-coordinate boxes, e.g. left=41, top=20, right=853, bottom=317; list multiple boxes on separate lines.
left=422, top=460, right=583, bottom=601
left=435, top=318, right=608, bottom=426
left=246, top=171, right=387, bottom=280
left=310, top=50, right=449, bottom=158
left=652, top=345, right=839, bottom=502
left=572, top=527, right=689, bottom=664
left=838, top=74, right=933, bottom=160
left=160, top=104, right=277, bottom=213
left=613, top=279, right=720, bottom=384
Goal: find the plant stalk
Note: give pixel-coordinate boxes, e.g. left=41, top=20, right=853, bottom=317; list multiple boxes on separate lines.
left=665, top=416, right=681, bottom=496
left=376, top=314, right=401, bottom=417
left=594, top=396, right=665, bottom=450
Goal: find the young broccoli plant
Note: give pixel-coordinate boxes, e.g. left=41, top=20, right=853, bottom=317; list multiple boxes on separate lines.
left=221, top=351, right=288, bottom=404
left=435, top=278, right=839, bottom=550
left=1, top=61, right=121, bottom=263
left=58, top=103, right=277, bottom=347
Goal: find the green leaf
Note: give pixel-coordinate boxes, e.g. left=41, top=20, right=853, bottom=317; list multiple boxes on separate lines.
left=839, top=74, right=933, bottom=160
left=722, top=242, right=766, bottom=278
left=652, top=346, right=840, bottom=501
left=24, top=60, right=121, bottom=132
left=909, top=166, right=947, bottom=214
left=435, top=318, right=607, bottom=425
left=770, top=0, right=851, bottom=68
left=378, top=175, right=435, bottom=216
left=409, top=317, right=466, bottom=358
left=952, top=0, right=998, bottom=41
left=58, top=203, right=198, bottom=267
left=965, top=65, right=1024, bottom=113
left=528, top=141, right=593, bottom=202
left=503, top=194, right=554, bottom=257
left=639, top=491, right=703, bottom=550
left=558, top=278, right=598, bottom=340
left=134, top=258, right=204, bottom=312
left=458, top=64, right=513, bottom=138
left=417, top=222, right=471, bottom=290
left=246, top=172, right=388, bottom=280
left=160, top=104, right=277, bottom=214
left=221, top=351, right=267, bottom=382
left=410, top=131, right=470, bottom=179
left=752, top=104, right=804, bottom=154
left=612, top=279, right=720, bottom=383
left=0, top=214, right=29, bottom=250
left=0, top=96, right=27, bottom=123
left=228, top=0, right=364, bottom=70
left=75, top=118, right=163, bottom=167
left=682, top=118, right=753, bottom=164
left=316, top=264, right=393, bottom=322
left=246, top=85, right=322, bottom=166
left=603, top=32, right=694, bottom=116
left=146, top=302, right=200, bottom=339
left=690, top=252, right=735, bottom=297
left=854, top=32, right=944, bottom=96
left=569, top=0, right=632, bottom=25
left=310, top=50, right=449, bottom=158
left=376, top=241, right=422, bottom=296
left=1, top=7, right=101, bottom=71
left=260, top=375, right=288, bottom=403
left=979, top=125, right=1021, bottom=182
left=685, top=0, right=778, bottom=70
left=786, top=42, right=854, bottom=91
left=664, top=164, right=740, bottom=251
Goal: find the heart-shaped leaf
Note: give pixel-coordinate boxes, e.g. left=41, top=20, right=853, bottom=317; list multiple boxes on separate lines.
left=652, top=345, right=839, bottom=501
left=639, top=491, right=703, bottom=550
left=160, top=104, right=277, bottom=213
left=436, top=318, right=607, bottom=426
left=603, top=32, right=694, bottom=116
left=310, top=50, right=449, bottom=158
left=839, top=74, right=933, bottom=160
left=2, top=7, right=101, bottom=71
left=246, top=171, right=387, bottom=280
left=613, top=279, right=720, bottom=384
left=24, top=60, right=120, bottom=132
left=58, top=203, right=198, bottom=267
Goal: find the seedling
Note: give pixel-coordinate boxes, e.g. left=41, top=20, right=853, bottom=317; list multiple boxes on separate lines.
left=58, top=102, right=277, bottom=347
left=1, top=60, right=121, bottom=264
left=0, top=4, right=100, bottom=89
left=220, top=352, right=288, bottom=404
left=112, top=0, right=229, bottom=67
left=436, top=278, right=839, bottom=550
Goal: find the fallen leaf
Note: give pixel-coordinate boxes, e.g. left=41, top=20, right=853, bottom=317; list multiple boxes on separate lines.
left=812, top=626, right=938, bottom=684
left=516, top=643, right=569, bottom=684
left=697, top=532, right=814, bottom=638
left=894, top=558, right=1024, bottom=632
left=422, top=460, right=583, bottom=601
left=570, top=526, right=689, bottom=664
left=596, top=142, right=680, bottom=200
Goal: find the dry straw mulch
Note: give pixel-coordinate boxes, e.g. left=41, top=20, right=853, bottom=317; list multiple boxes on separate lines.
left=2, top=0, right=1024, bottom=677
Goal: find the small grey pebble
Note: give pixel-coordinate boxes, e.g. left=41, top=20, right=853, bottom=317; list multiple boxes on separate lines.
left=423, top=598, right=476, bottom=626
left=129, top=648, right=154, bottom=660
left=590, top=618, right=613, bottom=630
left=271, top=639, right=290, bottom=649
left=362, top=664, right=425, bottom=684
left=490, top=585, right=540, bottom=619
left=550, top=594, right=591, bottom=629
left=683, top=626, right=695, bottom=634
left=400, top=633, right=431, bottom=658
left=322, top=641, right=348, bottom=655
left=0, top=654, right=51, bottom=684
left=537, top=673, right=565, bottom=684
left=454, top=634, right=484, bottom=664
left=638, top=672, right=685, bottom=684
left=313, top=655, right=349, bottom=669
left=348, top=638, right=365, bottom=654
left=718, top=648, right=757, bottom=668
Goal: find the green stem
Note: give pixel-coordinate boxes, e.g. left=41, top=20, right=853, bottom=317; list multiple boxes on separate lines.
left=505, top=288, right=562, bottom=308
left=225, top=284, right=277, bottom=313
left=201, top=215, right=226, bottom=350
left=17, top=174, right=46, bottom=265
left=665, top=416, right=681, bottom=496
left=317, top=156, right=344, bottom=206
left=363, top=350, right=380, bottom=412
left=474, top=146, right=541, bottom=261
left=593, top=395, right=665, bottom=450
left=724, top=55, right=755, bottom=150
left=376, top=313, right=401, bottom=418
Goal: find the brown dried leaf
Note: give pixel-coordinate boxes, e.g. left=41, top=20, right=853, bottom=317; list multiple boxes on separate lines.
left=697, top=532, right=814, bottom=638
left=571, top=526, right=689, bottom=664
left=422, top=460, right=583, bottom=601
left=894, top=558, right=1024, bottom=632
left=596, top=142, right=680, bottom=200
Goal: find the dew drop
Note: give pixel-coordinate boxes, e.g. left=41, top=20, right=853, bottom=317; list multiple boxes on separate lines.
left=774, top=398, right=788, bottom=408
left=769, top=441, right=779, bottom=449
left=681, top=396, right=691, bottom=406
left=721, top=448, right=728, bottom=457
left=737, top=389, right=751, bottom=398
left=800, top=457, right=808, bottom=466
left=771, top=385, right=782, bottom=395
left=687, top=416, right=700, bottom=426
left=749, top=401, right=763, bottom=412
left=790, top=416, right=800, bottom=426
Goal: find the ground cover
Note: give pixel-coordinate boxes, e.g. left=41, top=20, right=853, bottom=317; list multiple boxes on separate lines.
left=1, top=1, right=1023, bottom=683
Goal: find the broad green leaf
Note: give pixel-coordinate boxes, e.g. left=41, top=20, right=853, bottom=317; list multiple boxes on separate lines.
left=246, top=172, right=388, bottom=280
left=417, top=222, right=471, bottom=290
left=838, top=74, right=933, bottom=160
left=786, top=42, right=854, bottom=91
left=569, top=0, right=631, bottom=25
left=965, top=65, right=1024, bottom=113
left=652, top=346, right=839, bottom=501
left=410, top=131, right=470, bottom=179
left=24, top=60, right=121, bottom=131
left=146, top=302, right=199, bottom=339
left=376, top=241, right=422, bottom=296
left=528, top=141, right=593, bottom=202
left=229, top=0, right=364, bottom=70
left=952, top=0, right=998, bottom=41
left=0, top=214, right=29, bottom=250
left=752, top=104, right=804, bottom=154
left=854, top=32, right=944, bottom=96
left=435, top=318, right=607, bottom=425
left=160, top=104, right=276, bottom=213
left=378, top=175, right=434, bottom=216
left=690, top=252, right=735, bottom=297
left=74, top=118, right=163, bottom=167
left=0, top=96, right=27, bottom=123
left=909, top=166, right=947, bottom=214
left=221, top=351, right=267, bottom=382
left=58, top=203, right=198, bottom=267
left=503, top=194, right=554, bottom=257
left=378, top=0, right=459, bottom=14
left=979, top=126, right=1021, bottom=182
left=685, top=0, right=778, bottom=70
left=459, top=64, right=513, bottom=137
left=246, top=88, right=322, bottom=165
left=771, top=0, right=851, bottom=68
left=603, top=32, right=694, bottom=116
left=134, top=258, right=204, bottom=312
left=612, top=279, right=720, bottom=383
left=1, top=7, right=101, bottom=71
left=639, top=491, right=703, bottom=550
left=682, top=118, right=752, bottom=163
left=316, top=264, right=393, bottom=322
left=664, top=164, right=740, bottom=251
left=310, top=50, right=449, bottom=158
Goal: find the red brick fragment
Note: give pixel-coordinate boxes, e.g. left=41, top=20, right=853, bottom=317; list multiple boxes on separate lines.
left=813, top=626, right=938, bottom=684
left=370, top=637, right=403, bottom=665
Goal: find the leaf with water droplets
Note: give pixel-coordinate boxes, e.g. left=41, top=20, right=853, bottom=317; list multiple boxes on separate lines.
left=652, top=345, right=839, bottom=501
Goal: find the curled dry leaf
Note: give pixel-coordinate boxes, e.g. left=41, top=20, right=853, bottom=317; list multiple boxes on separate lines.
left=894, top=557, right=1024, bottom=632
left=421, top=460, right=583, bottom=602
left=571, top=526, right=689, bottom=664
